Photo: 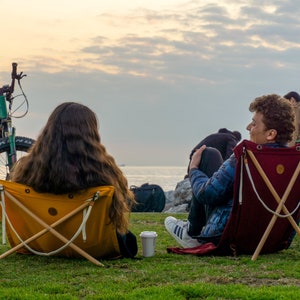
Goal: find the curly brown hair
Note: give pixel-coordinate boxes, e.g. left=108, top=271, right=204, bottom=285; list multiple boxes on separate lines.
left=249, top=94, right=295, bottom=145
left=10, top=102, right=135, bottom=234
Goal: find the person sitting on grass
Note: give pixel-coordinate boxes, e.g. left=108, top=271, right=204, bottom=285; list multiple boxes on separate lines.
left=165, top=94, right=295, bottom=248
left=185, top=128, right=242, bottom=178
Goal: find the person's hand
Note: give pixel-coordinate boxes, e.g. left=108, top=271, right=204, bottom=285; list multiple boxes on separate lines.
left=189, top=145, right=206, bottom=169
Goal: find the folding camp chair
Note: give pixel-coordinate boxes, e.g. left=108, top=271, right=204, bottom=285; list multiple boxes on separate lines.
left=167, top=140, right=300, bottom=260
left=0, top=180, right=121, bottom=266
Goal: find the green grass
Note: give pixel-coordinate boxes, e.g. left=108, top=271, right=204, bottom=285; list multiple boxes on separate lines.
left=0, top=213, right=299, bottom=299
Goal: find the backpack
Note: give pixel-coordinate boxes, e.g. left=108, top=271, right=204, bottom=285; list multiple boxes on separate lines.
left=130, top=183, right=166, bottom=212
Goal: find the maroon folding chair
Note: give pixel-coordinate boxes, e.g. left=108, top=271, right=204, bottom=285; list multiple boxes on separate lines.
left=167, top=140, right=300, bottom=260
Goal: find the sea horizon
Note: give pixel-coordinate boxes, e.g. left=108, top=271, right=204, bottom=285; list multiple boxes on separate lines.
left=120, top=165, right=187, bottom=192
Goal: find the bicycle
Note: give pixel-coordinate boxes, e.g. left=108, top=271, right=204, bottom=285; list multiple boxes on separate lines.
left=0, top=63, right=35, bottom=180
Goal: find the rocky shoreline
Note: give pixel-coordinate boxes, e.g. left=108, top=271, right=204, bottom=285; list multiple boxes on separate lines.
left=163, top=178, right=192, bottom=213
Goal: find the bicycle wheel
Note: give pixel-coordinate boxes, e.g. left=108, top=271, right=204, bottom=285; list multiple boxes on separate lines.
left=0, top=136, right=35, bottom=180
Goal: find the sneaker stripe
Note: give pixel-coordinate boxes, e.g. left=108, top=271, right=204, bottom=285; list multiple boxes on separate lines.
left=174, top=225, right=178, bottom=236
left=174, top=225, right=183, bottom=240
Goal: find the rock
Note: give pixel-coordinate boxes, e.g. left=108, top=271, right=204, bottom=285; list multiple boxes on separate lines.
left=164, top=190, right=175, bottom=203
left=164, top=203, right=189, bottom=213
left=173, top=178, right=193, bottom=205
left=163, top=178, right=193, bottom=213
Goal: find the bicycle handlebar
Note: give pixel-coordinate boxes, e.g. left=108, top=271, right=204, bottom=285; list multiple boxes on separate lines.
left=10, top=62, right=18, bottom=95
left=0, top=62, right=26, bottom=99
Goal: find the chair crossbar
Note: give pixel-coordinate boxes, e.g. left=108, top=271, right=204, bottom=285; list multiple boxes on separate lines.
left=244, top=157, right=300, bottom=218
left=0, top=188, right=104, bottom=267
left=245, top=150, right=300, bottom=261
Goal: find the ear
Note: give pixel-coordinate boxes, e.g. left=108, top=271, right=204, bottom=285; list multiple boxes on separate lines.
left=266, top=129, right=277, bottom=141
left=290, top=98, right=297, bottom=107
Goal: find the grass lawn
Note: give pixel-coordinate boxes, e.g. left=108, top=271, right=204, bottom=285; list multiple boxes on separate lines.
left=0, top=213, right=299, bottom=299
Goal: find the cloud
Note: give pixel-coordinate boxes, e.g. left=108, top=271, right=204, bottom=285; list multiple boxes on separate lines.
left=3, top=0, right=300, bottom=165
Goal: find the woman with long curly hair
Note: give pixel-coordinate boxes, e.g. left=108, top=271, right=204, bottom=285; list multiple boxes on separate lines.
left=10, top=102, right=137, bottom=258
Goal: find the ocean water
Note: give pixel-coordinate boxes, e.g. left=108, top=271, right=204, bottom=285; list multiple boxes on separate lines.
left=120, top=166, right=187, bottom=192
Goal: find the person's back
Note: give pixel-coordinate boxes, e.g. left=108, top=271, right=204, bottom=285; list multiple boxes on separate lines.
left=186, top=128, right=242, bottom=177
left=10, top=102, right=138, bottom=258
left=190, top=128, right=242, bottom=160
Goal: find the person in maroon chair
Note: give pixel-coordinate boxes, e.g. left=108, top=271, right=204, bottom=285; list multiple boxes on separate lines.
left=165, top=94, right=295, bottom=248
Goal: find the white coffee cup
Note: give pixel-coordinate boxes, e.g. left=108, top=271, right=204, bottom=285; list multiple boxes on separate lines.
left=140, top=231, right=157, bottom=257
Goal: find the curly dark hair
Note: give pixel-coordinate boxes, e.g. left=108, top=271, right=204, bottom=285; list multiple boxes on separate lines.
left=10, top=102, right=135, bottom=234
left=249, top=94, right=295, bottom=145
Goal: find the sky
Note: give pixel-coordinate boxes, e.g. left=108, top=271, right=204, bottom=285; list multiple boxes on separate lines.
left=1, top=0, right=300, bottom=166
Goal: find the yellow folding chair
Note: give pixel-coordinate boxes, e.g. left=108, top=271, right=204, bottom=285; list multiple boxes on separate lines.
left=0, top=180, right=121, bottom=266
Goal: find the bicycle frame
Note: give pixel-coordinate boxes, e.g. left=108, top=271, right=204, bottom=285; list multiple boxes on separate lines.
left=0, top=97, right=16, bottom=170
left=0, top=63, right=23, bottom=172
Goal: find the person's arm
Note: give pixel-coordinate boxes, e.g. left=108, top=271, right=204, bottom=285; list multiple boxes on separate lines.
left=189, top=155, right=236, bottom=206
left=189, top=145, right=206, bottom=169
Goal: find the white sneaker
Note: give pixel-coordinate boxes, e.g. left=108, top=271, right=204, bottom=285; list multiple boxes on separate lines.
left=164, top=216, right=202, bottom=248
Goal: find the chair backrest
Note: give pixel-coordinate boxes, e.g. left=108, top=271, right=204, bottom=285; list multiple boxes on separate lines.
left=218, top=140, right=300, bottom=255
left=1, top=180, right=121, bottom=259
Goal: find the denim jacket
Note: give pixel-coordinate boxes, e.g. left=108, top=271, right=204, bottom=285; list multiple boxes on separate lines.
left=189, top=154, right=236, bottom=241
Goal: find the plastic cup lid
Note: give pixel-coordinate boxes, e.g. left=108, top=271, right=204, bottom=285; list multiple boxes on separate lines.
left=139, top=231, right=158, bottom=237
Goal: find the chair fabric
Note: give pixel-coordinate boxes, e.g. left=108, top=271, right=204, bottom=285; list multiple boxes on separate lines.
left=167, top=140, right=300, bottom=258
left=0, top=180, right=121, bottom=260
